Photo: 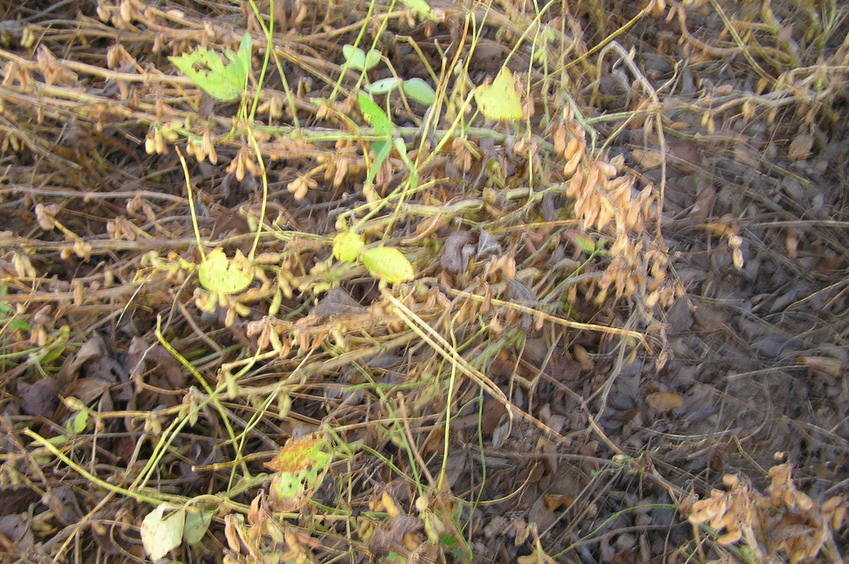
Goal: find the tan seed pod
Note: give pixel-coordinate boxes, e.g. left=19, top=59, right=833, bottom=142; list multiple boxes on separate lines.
left=717, top=528, right=742, bottom=545
left=566, top=166, right=584, bottom=197
left=645, top=290, right=659, bottom=308
left=624, top=276, right=638, bottom=298
left=625, top=204, right=641, bottom=231
left=582, top=203, right=598, bottom=232
left=595, top=202, right=614, bottom=231
left=553, top=125, right=566, bottom=155
left=584, top=166, right=600, bottom=194
left=733, top=248, right=744, bottom=269
left=597, top=160, right=617, bottom=179
left=563, top=151, right=581, bottom=177
left=610, top=234, right=628, bottom=256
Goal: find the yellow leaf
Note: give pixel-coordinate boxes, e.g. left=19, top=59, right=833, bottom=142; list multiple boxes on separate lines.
left=197, top=248, right=253, bottom=294
left=332, top=231, right=365, bottom=263
left=264, top=433, right=325, bottom=473
left=474, top=67, right=522, bottom=121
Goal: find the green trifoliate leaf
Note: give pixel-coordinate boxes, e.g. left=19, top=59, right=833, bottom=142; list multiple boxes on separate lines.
left=170, top=33, right=252, bottom=101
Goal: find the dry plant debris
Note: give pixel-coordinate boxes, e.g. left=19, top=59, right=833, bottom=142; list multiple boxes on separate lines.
left=1, top=0, right=848, bottom=562
left=687, top=465, right=848, bottom=562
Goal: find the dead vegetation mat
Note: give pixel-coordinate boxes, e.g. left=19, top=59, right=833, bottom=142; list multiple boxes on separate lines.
left=1, top=0, right=849, bottom=562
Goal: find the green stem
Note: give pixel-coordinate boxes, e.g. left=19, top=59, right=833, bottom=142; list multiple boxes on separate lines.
left=24, top=428, right=163, bottom=506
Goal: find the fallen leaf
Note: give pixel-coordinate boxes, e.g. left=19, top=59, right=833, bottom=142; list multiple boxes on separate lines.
left=311, top=287, right=367, bottom=318
left=440, top=230, right=475, bottom=274
left=543, top=493, right=576, bottom=511
left=0, top=514, right=34, bottom=552
left=788, top=133, right=813, bottom=161
left=481, top=395, right=506, bottom=435
left=669, top=141, right=702, bottom=169
left=630, top=148, right=664, bottom=169
left=183, top=506, right=215, bottom=545
left=733, top=144, right=762, bottom=170
left=18, top=378, right=58, bottom=417
left=141, top=504, right=185, bottom=561
left=795, top=356, right=843, bottom=379
left=646, top=392, right=683, bottom=412
left=264, top=433, right=326, bottom=473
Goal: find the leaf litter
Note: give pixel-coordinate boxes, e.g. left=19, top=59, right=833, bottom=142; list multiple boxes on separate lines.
left=0, top=0, right=848, bottom=562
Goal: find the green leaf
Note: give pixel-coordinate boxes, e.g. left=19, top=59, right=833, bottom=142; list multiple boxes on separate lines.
left=400, top=0, right=437, bottom=20
left=364, top=138, right=392, bottom=191
left=333, top=232, right=365, bottom=263
left=342, top=45, right=382, bottom=71
left=358, top=92, right=394, bottom=190
left=65, top=409, right=89, bottom=435
left=402, top=78, right=436, bottom=105
left=361, top=247, right=414, bottom=284
left=8, top=318, right=30, bottom=332
left=365, top=77, right=403, bottom=96
left=572, top=233, right=597, bottom=254
left=474, top=67, right=522, bottom=121
left=270, top=471, right=303, bottom=502
left=358, top=92, right=392, bottom=135
left=197, top=248, right=254, bottom=294
left=183, top=506, right=215, bottom=545
left=372, top=138, right=392, bottom=161
left=141, top=505, right=186, bottom=561
left=169, top=33, right=252, bottom=101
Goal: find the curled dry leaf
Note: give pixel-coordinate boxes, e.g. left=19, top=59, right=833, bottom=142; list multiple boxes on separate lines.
left=476, top=229, right=502, bottom=258
left=795, top=355, right=843, bottom=379
left=630, top=148, right=664, bottom=169
left=572, top=344, right=594, bottom=371
left=440, top=230, right=475, bottom=274
left=18, top=377, right=58, bottom=417
left=645, top=392, right=683, bottom=412
left=543, top=493, right=576, bottom=512
left=788, top=133, right=814, bottom=161
left=0, top=514, right=35, bottom=552
left=311, top=287, right=366, bottom=318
